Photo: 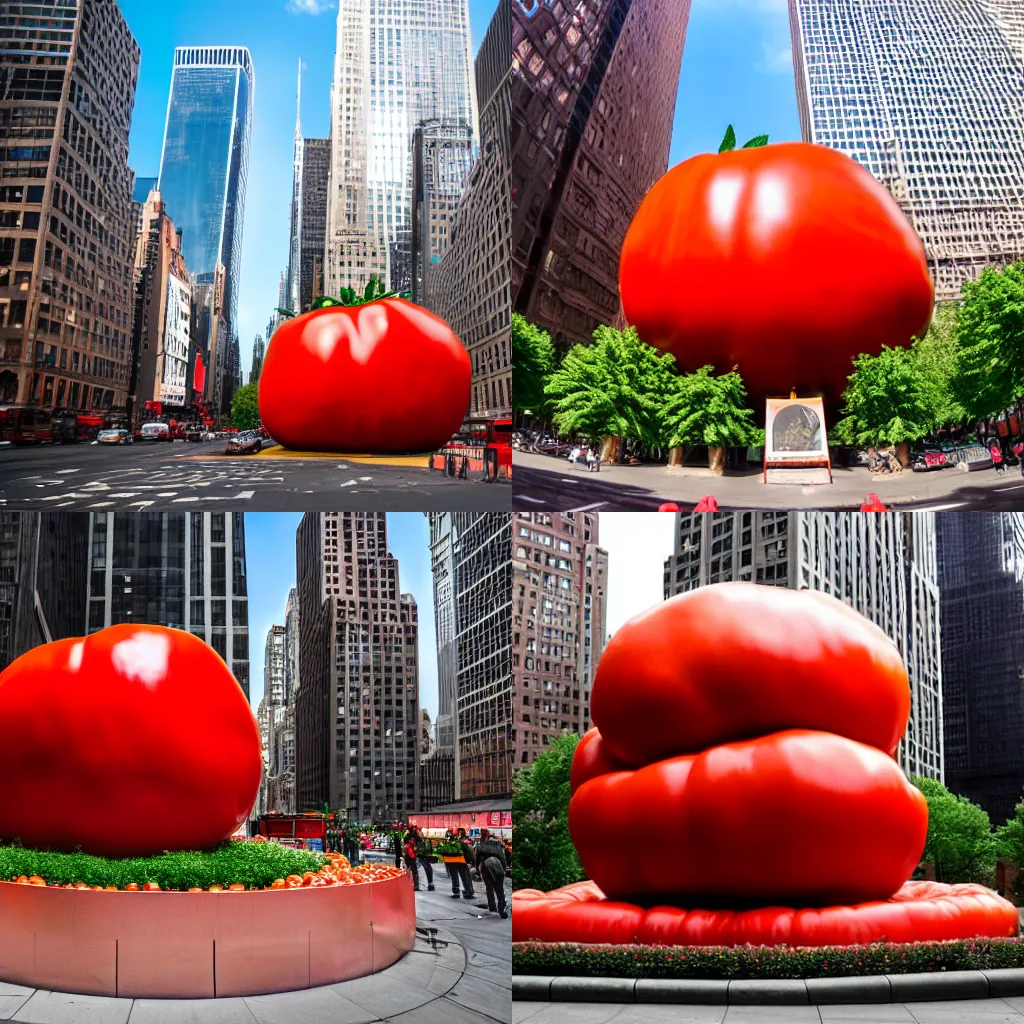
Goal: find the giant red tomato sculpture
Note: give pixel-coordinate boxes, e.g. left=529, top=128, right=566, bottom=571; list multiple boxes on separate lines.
left=259, top=297, right=471, bottom=453
left=618, top=140, right=934, bottom=406
left=0, top=624, right=262, bottom=857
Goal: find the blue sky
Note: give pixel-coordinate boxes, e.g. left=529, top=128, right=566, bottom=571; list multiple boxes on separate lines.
left=118, top=0, right=497, bottom=382
left=243, top=513, right=438, bottom=719
left=670, top=0, right=800, bottom=164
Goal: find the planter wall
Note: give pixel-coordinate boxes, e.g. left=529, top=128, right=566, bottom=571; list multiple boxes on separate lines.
left=0, top=872, right=415, bottom=999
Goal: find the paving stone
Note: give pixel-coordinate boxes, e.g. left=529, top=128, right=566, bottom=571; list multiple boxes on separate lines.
left=610, top=1002, right=728, bottom=1023
left=331, top=974, right=434, bottom=1018
left=243, top=986, right=374, bottom=1024
left=491, top=1003, right=621, bottom=1024
left=722, top=1005, right=823, bottom=1021
left=510, top=1003, right=547, bottom=1024
left=0, top=984, right=35, bottom=1023
left=426, top=965, right=463, bottom=997
left=390, top=994, right=509, bottom=1024
left=127, top=998, right=258, bottom=1024
left=12, top=990, right=133, bottom=1024
left=818, top=1004, right=917, bottom=1021
left=446, top=972, right=512, bottom=1020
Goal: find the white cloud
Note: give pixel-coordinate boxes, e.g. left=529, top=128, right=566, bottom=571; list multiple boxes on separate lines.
left=597, top=513, right=677, bottom=639
left=286, top=0, right=335, bottom=13
left=701, top=0, right=794, bottom=75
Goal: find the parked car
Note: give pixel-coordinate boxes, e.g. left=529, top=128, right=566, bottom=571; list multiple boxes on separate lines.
left=96, top=428, right=133, bottom=446
left=183, top=426, right=206, bottom=442
left=138, top=422, right=172, bottom=442
left=226, top=431, right=262, bottom=455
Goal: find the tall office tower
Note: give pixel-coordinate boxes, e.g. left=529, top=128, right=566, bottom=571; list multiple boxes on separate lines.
left=85, top=512, right=251, bottom=699
left=192, top=263, right=228, bottom=415
left=263, top=623, right=287, bottom=810
left=789, top=0, right=1024, bottom=301
left=937, top=513, right=1024, bottom=826
left=295, top=513, right=419, bottom=821
left=223, top=332, right=241, bottom=413
left=284, top=585, right=300, bottom=705
left=158, top=47, right=254, bottom=333
left=264, top=623, right=286, bottom=707
left=663, top=512, right=943, bottom=782
left=510, top=0, right=689, bottom=349
left=325, top=0, right=479, bottom=293
left=0, top=0, right=140, bottom=411
left=512, top=512, right=608, bottom=769
left=0, top=512, right=89, bottom=672
left=131, top=177, right=158, bottom=237
left=285, top=63, right=303, bottom=315
left=425, top=0, right=512, bottom=420
left=249, top=335, right=264, bottom=385
left=300, top=139, right=330, bottom=311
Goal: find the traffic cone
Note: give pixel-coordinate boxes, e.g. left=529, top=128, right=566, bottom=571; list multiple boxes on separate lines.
left=693, top=496, right=720, bottom=512
left=860, top=493, right=888, bottom=511
left=658, top=502, right=681, bottom=512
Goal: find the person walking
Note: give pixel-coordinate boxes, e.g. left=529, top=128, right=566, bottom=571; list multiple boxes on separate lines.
left=403, top=829, right=421, bottom=890
left=413, top=826, right=435, bottom=891
left=992, top=439, right=1006, bottom=475
left=392, top=828, right=405, bottom=870
left=1013, top=439, right=1024, bottom=478
left=586, top=447, right=597, bottom=472
left=449, top=827, right=476, bottom=900
left=474, top=829, right=508, bottom=919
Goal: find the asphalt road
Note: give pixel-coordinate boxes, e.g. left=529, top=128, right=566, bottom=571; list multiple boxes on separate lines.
left=514, top=458, right=1024, bottom=512
left=0, top=439, right=510, bottom=511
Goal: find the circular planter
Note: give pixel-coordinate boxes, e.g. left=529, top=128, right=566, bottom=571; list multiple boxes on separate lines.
left=0, top=872, right=415, bottom=998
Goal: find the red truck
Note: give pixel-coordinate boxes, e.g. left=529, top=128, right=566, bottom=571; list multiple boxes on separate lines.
left=255, top=812, right=334, bottom=851
left=433, top=418, right=512, bottom=479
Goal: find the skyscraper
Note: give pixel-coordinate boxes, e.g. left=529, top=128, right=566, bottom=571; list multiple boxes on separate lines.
left=512, top=512, right=608, bottom=769
left=263, top=623, right=287, bottom=810
left=249, top=335, right=265, bottom=385
left=295, top=513, right=419, bottom=821
left=425, top=0, right=513, bottom=420
left=0, top=0, right=140, bottom=411
left=85, top=512, right=250, bottom=699
left=663, top=512, right=943, bottom=782
left=264, top=623, right=286, bottom=708
left=158, top=47, right=254, bottom=331
left=789, top=0, right=1024, bottom=300
left=284, top=585, right=300, bottom=705
left=511, top=0, right=690, bottom=348
left=937, top=513, right=1024, bottom=826
left=0, top=512, right=89, bottom=672
left=300, top=138, right=331, bottom=311
left=286, top=62, right=303, bottom=315
left=325, top=0, right=479, bottom=292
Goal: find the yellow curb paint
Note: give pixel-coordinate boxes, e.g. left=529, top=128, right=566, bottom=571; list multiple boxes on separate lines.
left=252, top=448, right=431, bottom=467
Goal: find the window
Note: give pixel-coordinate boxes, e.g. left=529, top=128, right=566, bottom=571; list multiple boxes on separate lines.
left=17, top=239, right=36, bottom=264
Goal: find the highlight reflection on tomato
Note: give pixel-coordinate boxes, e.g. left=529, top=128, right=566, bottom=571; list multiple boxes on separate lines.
left=0, top=624, right=262, bottom=857
left=618, top=142, right=934, bottom=406
left=258, top=298, right=470, bottom=453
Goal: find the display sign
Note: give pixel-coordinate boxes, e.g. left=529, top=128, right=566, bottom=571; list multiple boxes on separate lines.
left=763, top=396, right=832, bottom=483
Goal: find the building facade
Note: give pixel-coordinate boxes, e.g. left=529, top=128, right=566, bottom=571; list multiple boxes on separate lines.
left=191, top=262, right=228, bottom=416
left=425, top=0, right=512, bottom=421
left=938, top=513, right=1024, bottom=825
left=157, top=47, right=254, bottom=333
left=789, top=0, right=1024, bottom=301
left=511, top=0, right=689, bottom=349
left=85, top=511, right=250, bottom=699
left=284, top=585, right=300, bottom=705
left=295, top=513, right=419, bottom=821
left=663, top=511, right=943, bottom=782
left=249, top=335, right=264, bottom=385
left=0, top=0, right=140, bottom=411
left=0, top=511, right=89, bottom=672
left=300, top=138, right=330, bottom=311
left=325, top=0, right=478, bottom=293
left=286, top=63, right=303, bottom=316
left=512, top=511, right=608, bottom=768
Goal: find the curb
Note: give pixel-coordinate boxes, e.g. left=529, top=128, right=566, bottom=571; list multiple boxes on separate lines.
left=512, top=969, right=1024, bottom=1004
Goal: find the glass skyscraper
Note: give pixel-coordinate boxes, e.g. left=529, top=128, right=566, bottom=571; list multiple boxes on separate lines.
left=157, top=47, right=254, bottom=328
left=326, top=0, right=478, bottom=292
left=789, top=0, right=1024, bottom=301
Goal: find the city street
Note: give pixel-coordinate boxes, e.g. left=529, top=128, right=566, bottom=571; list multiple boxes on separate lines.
left=0, top=441, right=509, bottom=511
left=513, top=452, right=1024, bottom=511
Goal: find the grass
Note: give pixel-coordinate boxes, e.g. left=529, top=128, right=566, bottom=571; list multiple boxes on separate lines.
left=512, top=938, right=1024, bottom=979
left=0, top=840, right=328, bottom=891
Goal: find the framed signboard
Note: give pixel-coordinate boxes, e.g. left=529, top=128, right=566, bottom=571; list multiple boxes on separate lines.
left=763, top=397, right=833, bottom=483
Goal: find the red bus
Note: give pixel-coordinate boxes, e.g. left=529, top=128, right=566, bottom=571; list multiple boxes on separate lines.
left=0, top=406, right=54, bottom=444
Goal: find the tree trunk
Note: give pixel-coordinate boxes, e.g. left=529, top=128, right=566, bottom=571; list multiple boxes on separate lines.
left=708, top=446, right=725, bottom=476
left=895, top=441, right=911, bottom=467
left=667, top=445, right=684, bottom=467
left=601, top=436, right=621, bottom=464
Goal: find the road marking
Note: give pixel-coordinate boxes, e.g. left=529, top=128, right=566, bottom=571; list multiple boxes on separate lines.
left=54, top=469, right=81, bottom=474
left=40, top=493, right=92, bottom=501
left=912, top=502, right=965, bottom=512
left=171, top=497, right=199, bottom=503
left=235, top=491, right=255, bottom=500
left=359, top=477, right=372, bottom=482
left=156, top=492, right=178, bottom=497
left=568, top=502, right=608, bottom=512
left=339, top=480, right=357, bottom=487
left=54, top=502, right=77, bottom=507
left=518, top=495, right=546, bottom=504
left=81, top=481, right=110, bottom=490
left=108, top=493, right=141, bottom=499
left=128, top=501, right=155, bottom=508
left=87, top=501, right=115, bottom=508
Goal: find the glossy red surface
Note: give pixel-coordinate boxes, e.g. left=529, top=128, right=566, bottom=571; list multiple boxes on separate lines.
left=0, top=624, right=262, bottom=856
left=618, top=142, right=934, bottom=407
left=591, top=583, right=911, bottom=768
left=258, top=298, right=471, bottom=453
left=512, top=880, right=1020, bottom=947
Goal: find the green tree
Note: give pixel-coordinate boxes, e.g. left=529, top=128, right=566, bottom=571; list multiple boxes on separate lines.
left=834, top=345, right=933, bottom=449
left=912, top=303, right=967, bottom=428
left=996, top=801, right=1024, bottom=901
left=913, top=777, right=996, bottom=885
left=952, top=262, right=1024, bottom=420
left=231, top=382, right=260, bottom=431
left=663, top=365, right=759, bottom=469
left=544, top=325, right=676, bottom=458
left=512, top=733, right=585, bottom=893
left=512, top=313, right=556, bottom=415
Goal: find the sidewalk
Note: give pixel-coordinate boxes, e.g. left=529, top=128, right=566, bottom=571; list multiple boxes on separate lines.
left=0, top=871, right=512, bottom=1024
left=513, top=450, right=1024, bottom=510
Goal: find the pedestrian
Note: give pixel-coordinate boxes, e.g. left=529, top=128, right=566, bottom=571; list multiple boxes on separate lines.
left=474, top=828, right=508, bottom=919
left=991, top=440, right=1006, bottom=475
left=586, top=448, right=596, bottom=472
left=403, top=829, right=421, bottom=890
left=449, top=827, right=476, bottom=900
left=1013, top=439, right=1024, bottom=478
left=391, top=828, right=404, bottom=870
left=413, top=825, right=435, bottom=891
left=593, top=449, right=601, bottom=473
left=568, top=446, right=581, bottom=469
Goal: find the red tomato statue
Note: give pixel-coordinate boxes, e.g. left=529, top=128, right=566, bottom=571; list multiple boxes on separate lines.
left=258, top=297, right=471, bottom=453
left=0, top=625, right=262, bottom=857
left=618, top=140, right=934, bottom=407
